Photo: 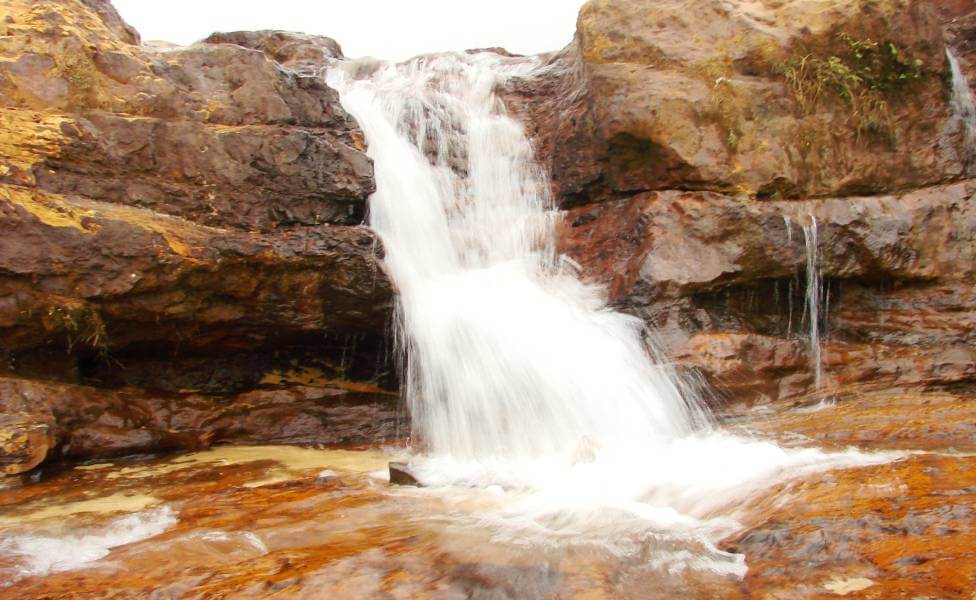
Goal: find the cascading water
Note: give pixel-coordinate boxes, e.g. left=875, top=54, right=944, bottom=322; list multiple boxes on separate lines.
left=801, top=217, right=823, bottom=390
left=328, top=53, right=888, bottom=572
left=947, top=48, right=976, bottom=172
left=329, top=54, right=707, bottom=461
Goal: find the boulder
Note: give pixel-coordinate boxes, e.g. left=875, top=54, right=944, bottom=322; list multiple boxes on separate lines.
left=0, top=0, right=393, bottom=392
left=511, top=0, right=969, bottom=205
left=389, top=461, right=422, bottom=486
left=0, top=412, right=54, bottom=475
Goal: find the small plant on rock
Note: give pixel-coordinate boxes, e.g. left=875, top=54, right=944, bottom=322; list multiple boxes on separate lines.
left=780, top=34, right=925, bottom=142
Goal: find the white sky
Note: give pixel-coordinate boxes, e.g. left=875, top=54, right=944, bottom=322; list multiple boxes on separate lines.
left=112, top=1, right=585, bottom=61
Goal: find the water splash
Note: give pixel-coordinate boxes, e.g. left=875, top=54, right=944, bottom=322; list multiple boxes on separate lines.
left=328, top=53, right=888, bottom=565
left=0, top=506, right=176, bottom=584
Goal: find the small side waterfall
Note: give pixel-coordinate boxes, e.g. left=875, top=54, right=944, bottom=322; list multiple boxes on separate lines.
left=802, top=217, right=823, bottom=390
left=946, top=48, right=976, bottom=173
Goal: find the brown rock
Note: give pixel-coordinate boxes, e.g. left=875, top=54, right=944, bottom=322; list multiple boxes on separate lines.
left=558, top=181, right=976, bottom=402
left=0, top=185, right=391, bottom=356
left=0, top=375, right=401, bottom=464
left=203, top=30, right=344, bottom=76
left=674, top=333, right=809, bottom=405
left=389, top=462, right=422, bottom=486
left=0, top=0, right=373, bottom=231
left=514, top=0, right=968, bottom=205
left=0, top=412, right=53, bottom=475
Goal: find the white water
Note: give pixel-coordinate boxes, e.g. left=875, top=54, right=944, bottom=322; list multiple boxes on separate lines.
left=0, top=506, right=176, bottom=584
left=328, top=53, right=889, bottom=571
left=802, top=217, right=823, bottom=390
left=947, top=48, right=976, bottom=172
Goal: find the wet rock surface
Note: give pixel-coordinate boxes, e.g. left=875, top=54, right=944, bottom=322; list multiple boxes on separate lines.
left=0, top=413, right=53, bottom=475
left=513, top=1, right=976, bottom=407
left=0, top=0, right=395, bottom=466
left=556, top=181, right=976, bottom=403
left=716, top=388, right=976, bottom=597
left=1, top=389, right=974, bottom=598
left=0, top=375, right=401, bottom=461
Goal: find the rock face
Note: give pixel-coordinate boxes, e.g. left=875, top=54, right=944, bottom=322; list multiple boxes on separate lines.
left=0, top=0, right=396, bottom=469
left=515, top=0, right=976, bottom=406
left=511, top=0, right=970, bottom=205
left=0, top=376, right=399, bottom=464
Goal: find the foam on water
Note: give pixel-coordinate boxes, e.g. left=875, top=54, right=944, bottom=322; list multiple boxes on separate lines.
left=0, top=506, right=176, bottom=584
left=328, top=52, right=892, bottom=570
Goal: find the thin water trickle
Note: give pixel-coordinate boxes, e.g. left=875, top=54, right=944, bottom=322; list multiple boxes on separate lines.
left=327, top=52, right=888, bottom=569
left=947, top=48, right=976, bottom=173
left=802, top=216, right=823, bottom=390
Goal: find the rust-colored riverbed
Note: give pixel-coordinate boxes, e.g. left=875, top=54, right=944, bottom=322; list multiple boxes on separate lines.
left=3, top=389, right=976, bottom=598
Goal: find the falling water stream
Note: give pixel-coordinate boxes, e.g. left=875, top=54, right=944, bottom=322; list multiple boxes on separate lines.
left=802, top=217, right=823, bottom=390
left=327, top=53, right=889, bottom=574
left=947, top=48, right=976, bottom=172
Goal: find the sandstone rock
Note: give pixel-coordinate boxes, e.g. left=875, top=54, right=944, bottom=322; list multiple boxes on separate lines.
left=0, top=0, right=394, bottom=412
left=0, top=412, right=53, bottom=475
left=0, top=184, right=391, bottom=357
left=674, top=334, right=809, bottom=405
left=204, top=30, right=344, bottom=76
left=559, top=181, right=976, bottom=306
left=0, top=0, right=373, bottom=231
left=736, top=389, right=976, bottom=451
left=0, top=376, right=400, bottom=464
left=515, top=0, right=968, bottom=205
left=558, top=181, right=976, bottom=402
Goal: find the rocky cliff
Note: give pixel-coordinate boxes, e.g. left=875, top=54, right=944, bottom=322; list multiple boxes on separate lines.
left=505, top=0, right=976, bottom=406
left=0, top=0, right=397, bottom=473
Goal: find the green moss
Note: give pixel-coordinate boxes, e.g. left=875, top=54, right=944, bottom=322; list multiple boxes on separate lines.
left=779, top=34, right=925, bottom=142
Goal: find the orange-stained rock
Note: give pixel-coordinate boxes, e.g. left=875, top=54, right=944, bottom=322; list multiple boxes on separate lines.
left=0, top=0, right=395, bottom=404
left=727, top=389, right=976, bottom=452
left=512, top=0, right=969, bottom=205
left=0, top=412, right=53, bottom=475
left=4, top=389, right=976, bottom=597
left=557, top=181, right=976, bottom=402
left=0, top=375, right=400, bottom=464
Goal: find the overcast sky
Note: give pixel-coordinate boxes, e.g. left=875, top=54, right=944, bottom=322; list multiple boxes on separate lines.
left=112, top=1, right=585, bottom=61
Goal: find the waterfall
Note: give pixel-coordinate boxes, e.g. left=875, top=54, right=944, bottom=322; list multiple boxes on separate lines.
left=946, top=48, right=976, bottom=173
left=327, top=53, right=886, bottom=560
left=329, top=54, right=707, bottom=462
left=801, top=217, right=823, bottom=390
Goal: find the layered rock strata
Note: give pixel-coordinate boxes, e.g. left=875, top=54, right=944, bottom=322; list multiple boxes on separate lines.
left=0, top=0, right=395, bottom=471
